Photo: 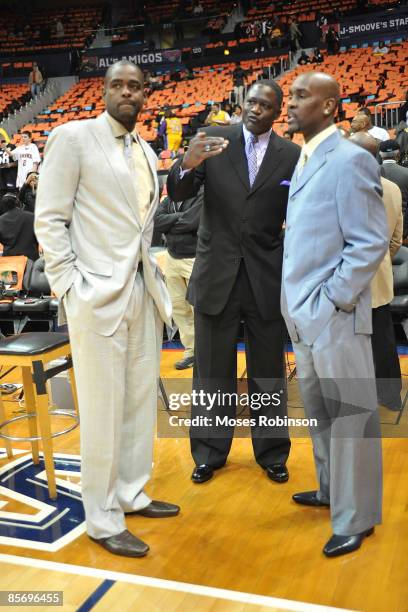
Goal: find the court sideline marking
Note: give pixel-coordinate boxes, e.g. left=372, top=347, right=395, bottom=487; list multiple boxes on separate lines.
left=0, top=553, right=355, bottom=611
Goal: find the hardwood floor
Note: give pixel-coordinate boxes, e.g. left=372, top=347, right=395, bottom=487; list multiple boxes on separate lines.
left=0, top=349, right=407, bottom=611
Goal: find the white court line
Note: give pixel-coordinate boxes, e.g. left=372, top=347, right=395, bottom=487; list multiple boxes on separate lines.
left=0, top=553, right=356, bottom=612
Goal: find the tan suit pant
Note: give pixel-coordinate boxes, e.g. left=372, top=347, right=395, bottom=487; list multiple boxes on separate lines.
left=165, top=252, right=195, bottom=358
left=64, top=272, right=163, bottom=538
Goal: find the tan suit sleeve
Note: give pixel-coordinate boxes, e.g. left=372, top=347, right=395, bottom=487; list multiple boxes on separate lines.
left=34, top=123, right=80, bottom=298
left=389, top=182, right=403, bottom=258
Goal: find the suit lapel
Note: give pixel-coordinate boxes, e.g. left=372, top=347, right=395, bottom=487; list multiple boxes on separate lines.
left=225, top=125, right=250, bottom=191
left=290, top=131, right=340, bottom=197
left=92, top=114, right=142, bottom=227
left=138, top=136, right=159, bottom=227
left=250, top=131, right=283, bottom=195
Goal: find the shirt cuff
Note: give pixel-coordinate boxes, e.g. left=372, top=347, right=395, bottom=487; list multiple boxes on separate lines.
left=179, top=167, right=191, bottom=179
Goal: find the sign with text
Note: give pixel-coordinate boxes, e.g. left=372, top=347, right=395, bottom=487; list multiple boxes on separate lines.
left=340, top=8, right=408, bottom=42
left=80, top=48, right=182, bottom=75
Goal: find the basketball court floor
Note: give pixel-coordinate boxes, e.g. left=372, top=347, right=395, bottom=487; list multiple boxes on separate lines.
left=0, top=346, right=407, bottom=611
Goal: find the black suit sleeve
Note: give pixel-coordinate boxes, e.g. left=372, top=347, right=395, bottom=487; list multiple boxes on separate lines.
left=153, top=196, right=181, bottom=233
left=170, top=190, right=204, bottom=234
left=167, top=157, right=206, bottom=202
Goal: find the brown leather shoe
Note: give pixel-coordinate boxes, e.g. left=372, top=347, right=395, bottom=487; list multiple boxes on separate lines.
left=127, top=500, right=180, bottom=518
left=89, top=529, right=149, bottom=557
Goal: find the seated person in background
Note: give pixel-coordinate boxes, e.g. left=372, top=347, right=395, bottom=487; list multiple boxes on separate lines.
left=230, top=105, right=243, bottom=124
left=19, top=171, right=38, bottom=213
left=298, top=51, right=311, bottom=65
left=312, top=48, right=324, bottom=63
left=205, top=103, right=230, bottom=126
left=373, top=41, right=389, bottom=56
left=0, top=193, right=39, bottom=261
left=353, top=108, right=389, bottom=142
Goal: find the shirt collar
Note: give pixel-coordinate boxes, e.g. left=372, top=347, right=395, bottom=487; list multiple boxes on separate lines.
left=242, top=124, right=272, bottom=146
left=302, top=124, right=337, bottom=159
left=106, top=111, right=139, bottom=141
left=382, top=159, right=397, bottom=164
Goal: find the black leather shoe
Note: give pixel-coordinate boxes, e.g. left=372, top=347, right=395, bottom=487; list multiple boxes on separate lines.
left=292, top=490, right=330, bottom=507
left=323, top=527, right=375, bottom=557
left=266, top=463, right=289, bottom=483
left=191, top=464, right=214, bottom=483
left=175, top=356, right=194, bottom=370
left=128, top=500, right=180, bottom=518
left=90, top=529, right=149, bottom=557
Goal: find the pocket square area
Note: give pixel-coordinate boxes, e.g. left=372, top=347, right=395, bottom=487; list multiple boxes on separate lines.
left=280, top=180, right=291, bottom=186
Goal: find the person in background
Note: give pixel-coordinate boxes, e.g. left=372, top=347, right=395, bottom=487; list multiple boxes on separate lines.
left=230, top=105, right=243, bottom=124
left=373, top=41, right=389, bottom=56
left=1, top=132, right=40, bottom=189
left=164, top=109, right=183, bottom=154
left=379, top=140, right=408, bottom=236
left=350, top=131, right=403, bottom=412
left=298, top=51, right=311, bottom=65
left=19, top=171, right=38, bottom=213
left=0, top=192, right=38, bottom=261
left=353, top=108, right=389, bottom=142
left=205, top=103, right=230, bottom=126
left=154, top=184, right=204, bottom=370
left=28, top=62, right=43, bottom=98
left=0, top=138, right=17, bottom=195
left=312, top=48, right=324, bottom=63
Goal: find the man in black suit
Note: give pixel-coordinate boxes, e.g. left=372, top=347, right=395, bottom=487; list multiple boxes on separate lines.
left=167, top=80, right=300, bottom=484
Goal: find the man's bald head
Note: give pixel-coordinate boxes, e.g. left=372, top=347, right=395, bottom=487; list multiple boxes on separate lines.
left=301, top=72, right=340, bottom=105
left=287, top=71, right=341, bottom=141
left=349, top=131, right=379, bottom=158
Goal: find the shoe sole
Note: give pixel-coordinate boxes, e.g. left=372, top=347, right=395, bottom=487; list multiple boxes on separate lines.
left=191, top=474, right=214, bottom=484
left=129, top=509, right=180, bottom=518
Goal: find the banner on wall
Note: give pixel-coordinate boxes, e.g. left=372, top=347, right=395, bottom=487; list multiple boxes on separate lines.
left=80, top=48, right=182, bottom=74
left=339, top=8, right=408, bottom=42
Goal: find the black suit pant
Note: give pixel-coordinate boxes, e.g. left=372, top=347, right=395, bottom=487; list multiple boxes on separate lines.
left=190, top=261, right=291, bottom=468
left=372, top=304, right=402, bottom=409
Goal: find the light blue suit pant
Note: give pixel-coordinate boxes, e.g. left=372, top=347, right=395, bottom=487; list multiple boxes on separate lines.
left=290, top=308, right=383, bottom=535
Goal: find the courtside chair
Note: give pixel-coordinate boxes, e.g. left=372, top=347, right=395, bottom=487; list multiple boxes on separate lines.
left=0, top=332, right=79, bottom=499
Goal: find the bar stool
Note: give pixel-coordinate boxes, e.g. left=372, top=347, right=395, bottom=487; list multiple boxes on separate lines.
left=0, top=332, right=79, bottom=499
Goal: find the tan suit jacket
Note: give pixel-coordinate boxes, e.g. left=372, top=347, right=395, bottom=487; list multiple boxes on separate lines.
left=35, top=111, right=172, bottom=335
left=371, top=177, right=403, bottom=308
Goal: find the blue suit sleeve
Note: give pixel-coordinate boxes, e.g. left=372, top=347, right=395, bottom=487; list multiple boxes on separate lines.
left=323, top=150, right=389, bottom=311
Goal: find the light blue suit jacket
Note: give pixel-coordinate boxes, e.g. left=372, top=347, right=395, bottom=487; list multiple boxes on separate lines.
left=281, top=129, right=388, bottom=346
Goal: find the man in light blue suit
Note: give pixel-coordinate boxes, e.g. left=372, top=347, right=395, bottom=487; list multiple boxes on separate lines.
left=282, top=72, right=389, bottom=557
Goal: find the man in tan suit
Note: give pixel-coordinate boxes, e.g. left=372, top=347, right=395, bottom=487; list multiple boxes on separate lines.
left=350, top=132, right=403, bottom=410
left=35, top=61, right=179, bottom=558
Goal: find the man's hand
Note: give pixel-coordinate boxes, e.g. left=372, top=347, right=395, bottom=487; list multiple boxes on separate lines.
left=181, top=132, right=229, bottom=170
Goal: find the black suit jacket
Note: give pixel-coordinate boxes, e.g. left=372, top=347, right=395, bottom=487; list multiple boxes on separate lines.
left=381, top=161, right=408, bottom=211
left=0, top=208, right=39, bottom=262
left=167, top=124, right=300, bottom=320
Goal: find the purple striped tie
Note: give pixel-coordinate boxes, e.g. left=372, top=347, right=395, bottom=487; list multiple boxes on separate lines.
left=247, top=133, right=258, bottom=186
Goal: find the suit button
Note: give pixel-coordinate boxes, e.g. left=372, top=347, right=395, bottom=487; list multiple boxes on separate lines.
left=286, top=225, right=290, bottom=231
left=285, top=254, right=289, bottom=259
left=291, top=196, right=296, bottom=201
